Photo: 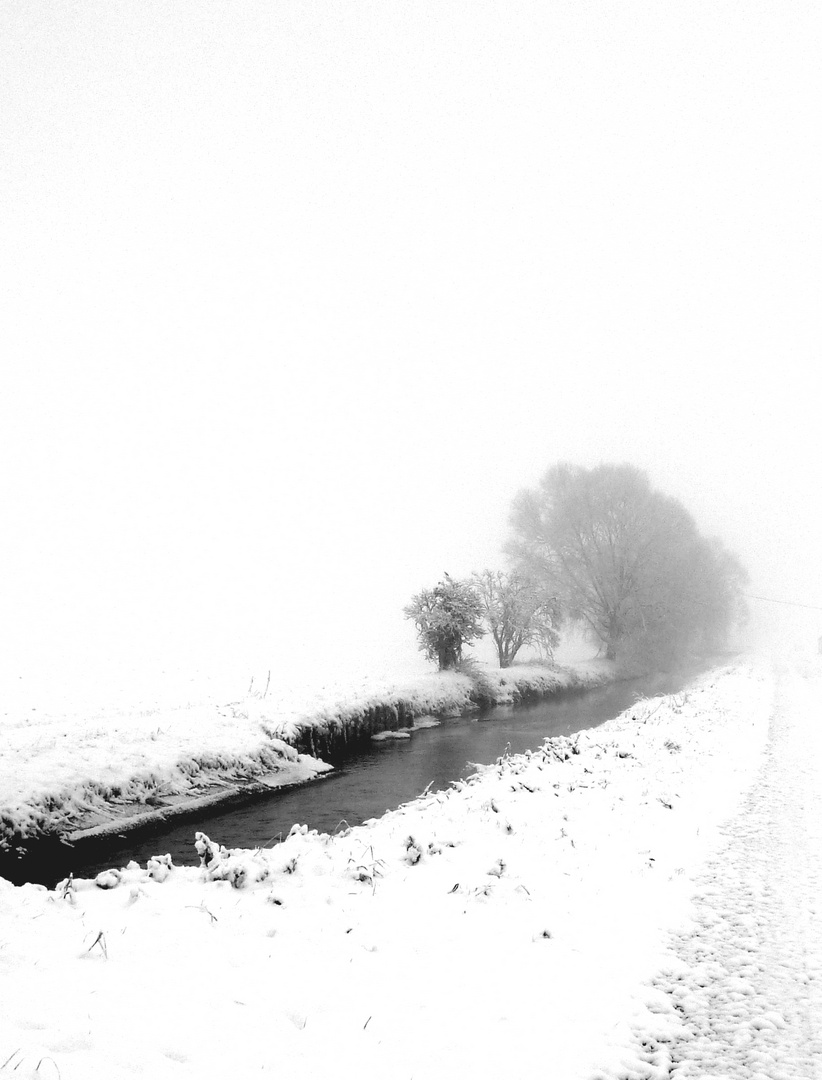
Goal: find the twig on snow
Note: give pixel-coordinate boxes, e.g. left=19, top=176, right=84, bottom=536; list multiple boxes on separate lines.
left=85, top=931, right=108, bottom=959
left=0, top=1049, right=23, bottom=1071
left=186, top=903, right=218, bottom=924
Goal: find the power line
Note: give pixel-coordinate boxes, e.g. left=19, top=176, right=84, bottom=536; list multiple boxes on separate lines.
left=745, top=593, right=822, bottom=612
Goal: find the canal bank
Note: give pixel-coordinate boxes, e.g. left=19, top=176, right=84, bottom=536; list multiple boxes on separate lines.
left=2, top=660, right=710, bottom=887
left=1, top=660, right=620, bottom=883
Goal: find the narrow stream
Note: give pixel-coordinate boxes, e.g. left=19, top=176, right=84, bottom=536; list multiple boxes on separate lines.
left=49, top=667, right=692, bottom=886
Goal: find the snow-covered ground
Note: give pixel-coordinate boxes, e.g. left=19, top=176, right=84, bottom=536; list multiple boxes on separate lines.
left=3, top=656, right=816, bottom=1079
left=621, top=656, right=822, bottom=1078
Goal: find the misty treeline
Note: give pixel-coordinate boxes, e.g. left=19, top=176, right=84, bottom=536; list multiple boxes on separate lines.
left=405, top=463, right=747, bottom=674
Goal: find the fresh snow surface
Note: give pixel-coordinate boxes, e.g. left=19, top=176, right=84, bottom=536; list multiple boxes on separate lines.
left=4, top=658, right=816, bottom=1080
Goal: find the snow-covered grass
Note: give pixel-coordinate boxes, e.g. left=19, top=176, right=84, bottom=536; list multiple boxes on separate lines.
left=0, top=659, right=787, bottom=1080
left=0, top=698, right=330, bottom=856
left=0, top=658, right=613, bottom=855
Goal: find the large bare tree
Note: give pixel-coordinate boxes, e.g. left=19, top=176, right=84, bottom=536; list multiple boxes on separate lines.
left=507, top=463, right=746, bottom=666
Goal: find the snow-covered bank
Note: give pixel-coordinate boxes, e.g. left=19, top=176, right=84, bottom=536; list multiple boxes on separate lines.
left=0, top=661, right=779, bottom=1080
left=279, top=659, right=614, bottom=760
left=0, top=659, right=613, bottom=857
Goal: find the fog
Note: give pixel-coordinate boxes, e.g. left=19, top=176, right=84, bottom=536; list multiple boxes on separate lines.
left=2, top=2, right=820, bottom=709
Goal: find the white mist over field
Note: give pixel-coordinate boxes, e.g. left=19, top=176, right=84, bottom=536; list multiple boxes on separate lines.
left=1, top=2, right=820, bottom=712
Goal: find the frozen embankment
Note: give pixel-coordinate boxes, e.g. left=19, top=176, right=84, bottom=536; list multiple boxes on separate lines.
left=0, top=660, right=612, bottom=862
left=0, top=661, right=782, bottom=1080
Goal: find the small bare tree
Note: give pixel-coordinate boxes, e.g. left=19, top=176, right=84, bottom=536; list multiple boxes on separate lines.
left=473, top=570, right=561, bottom=668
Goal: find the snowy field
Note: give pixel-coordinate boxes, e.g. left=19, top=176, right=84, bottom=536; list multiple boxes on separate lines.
left=4, top=657, right=816, bottom=1079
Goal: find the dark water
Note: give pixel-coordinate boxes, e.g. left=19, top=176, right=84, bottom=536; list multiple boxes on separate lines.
left=37, top=668, right=694, bottom=886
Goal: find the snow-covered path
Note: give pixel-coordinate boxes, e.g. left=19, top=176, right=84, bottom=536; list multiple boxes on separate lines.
left=636, top=662, right=822, bottom=1078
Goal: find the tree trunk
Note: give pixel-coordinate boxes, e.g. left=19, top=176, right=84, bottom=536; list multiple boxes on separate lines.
left=439, top=642, right=460, bottom=670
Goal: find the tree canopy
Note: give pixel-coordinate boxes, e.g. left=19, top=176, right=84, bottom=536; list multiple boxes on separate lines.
left=403, top=575, right=485, bottom=670
left=507, top=463, right=747, bottom=667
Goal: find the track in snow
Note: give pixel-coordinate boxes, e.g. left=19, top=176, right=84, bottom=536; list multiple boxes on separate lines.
left=633, top=665, right=822, bottom=1079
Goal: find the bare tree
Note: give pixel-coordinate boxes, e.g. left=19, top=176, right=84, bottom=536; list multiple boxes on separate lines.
left=473, top=570, right=561, bottom=667
left=507, top=463, right=746, bottom=667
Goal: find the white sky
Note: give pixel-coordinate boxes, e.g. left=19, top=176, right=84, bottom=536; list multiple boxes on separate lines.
left=1, top=1, right=820, bottom=704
